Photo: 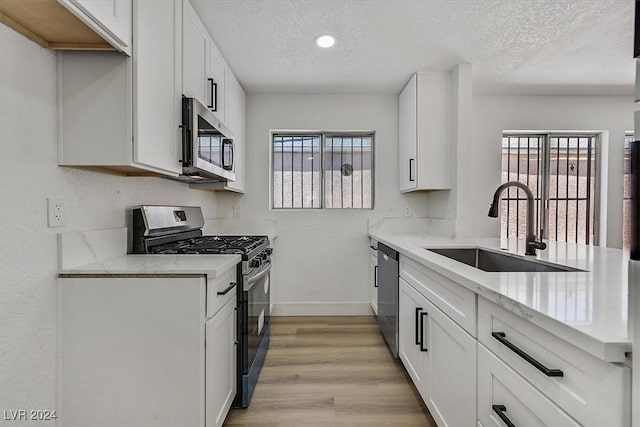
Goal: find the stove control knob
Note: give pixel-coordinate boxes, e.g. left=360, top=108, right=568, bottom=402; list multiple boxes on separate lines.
left=250, top=259, right=261, bottom=268
left=260, top=252, right=269, bottom=261
left=266, top=248, right=273, bottom=255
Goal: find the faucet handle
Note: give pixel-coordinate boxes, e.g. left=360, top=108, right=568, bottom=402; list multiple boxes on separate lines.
left=528, top=241, right=547, bottom=250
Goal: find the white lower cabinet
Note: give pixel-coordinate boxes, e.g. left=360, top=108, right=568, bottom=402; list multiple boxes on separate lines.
left=399, top=277, right=428, bottom=397
left=369, top=249, right=378, bottom=314
left=478, top=344, right=579, bottom=427
left=58, top=268, right=238, bottom=427
left=478, top=296, right=630, bottom=427
left=399, top=277, right=476, bottom=426
left=395, top=253, right=630, bottom=427
left=206, top=297, right=237, bottom=427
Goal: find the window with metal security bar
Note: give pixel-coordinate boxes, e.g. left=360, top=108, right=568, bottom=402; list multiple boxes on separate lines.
left=501, top=134, right=598, bottom=245
left=272, top=133, right=374, bottom=209
left=624, top=133, right=634, bottom=249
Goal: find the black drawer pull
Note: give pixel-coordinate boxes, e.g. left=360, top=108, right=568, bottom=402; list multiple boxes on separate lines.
left=419, top=311, right=428, bottom=352
left=492, top=405, right=515, bottom=427
left=217, top=282, right=237, bottom=295
left=369, top=245, right=377, bottom=250
left=492, top=332, right=564, bottom=377
left=415, top=307, right=423, bottom=346
left=374, top=266, right=378, bottom=287
left=409, top=158, right=415, bottom=182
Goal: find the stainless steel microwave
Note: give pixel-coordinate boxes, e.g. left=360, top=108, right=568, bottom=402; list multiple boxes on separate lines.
left=180, top=97, right=235, bottom=182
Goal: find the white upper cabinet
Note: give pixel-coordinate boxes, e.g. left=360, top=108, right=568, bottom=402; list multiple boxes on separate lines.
left=208, top=43, right=227, bottom=123
left=58, top=0, right=132, bottom=55
left=222, top=71, right=245, bottom=193
left=182, top=0, right=226, bottom=123
left=398, top=72, right=451, bottom=192
left=58, top=0, right=245, bottom=188
left=133, top=0, right=182, bottom=174
left=182, top=1, right=209, bottom=106
left=58, top=0, right=182, bottom=176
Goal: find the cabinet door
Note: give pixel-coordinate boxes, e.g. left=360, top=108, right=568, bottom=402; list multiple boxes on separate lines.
left=399, top=74, right=417, bottom=192
left=182, top=0, right=209, bottom=106
left=133, top=0, right=182, bottom=174
left=59, top=0, right=132, bottom=54
left=209, top=44, right=227, bottom=123
left=369, top=253, right=378, bottom=314
left=224, top=71, right=245, bottom=192
left=478, top=344, right=579, bottom=427
left=423, top=296, right=476, bottom=427
left=206, top=298, right=237, bottom=427
left=398, top=278, right=428, bottom=401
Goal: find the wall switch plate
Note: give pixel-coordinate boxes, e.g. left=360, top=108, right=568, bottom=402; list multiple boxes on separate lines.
left=404, top=207, right=411, bottom=217
left=233, top=206, right=241, bottom=218
left=47, top=198, right=65, bottom=227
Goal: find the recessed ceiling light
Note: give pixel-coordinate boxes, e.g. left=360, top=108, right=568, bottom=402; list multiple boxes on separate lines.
left=315, top=34, right=336, bottom=48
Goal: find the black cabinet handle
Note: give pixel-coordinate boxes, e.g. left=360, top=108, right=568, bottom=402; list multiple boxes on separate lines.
left=409, top=158, right=415, bottom=182
left=369, top=245, right=377, bottom=250
left=374, top=266, right=378, bottom=287
left=419, top=311, right=428, bottom=352
left=217, top=282, right=237, bottom=295
left=492, top=405, right=515, bottom=427
left=208, top=78, right=218, bottom=111
left=415, top=307, right=423, bottom=345
left=492, top=332, right=563, bottom=377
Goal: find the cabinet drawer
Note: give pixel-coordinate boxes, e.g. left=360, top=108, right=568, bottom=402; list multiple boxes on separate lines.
left=207, top=266, right=237, bottom=319
left=478, top=344, right=579, bottom=427
left=478, top=297, right=630, bottom=426
left=400, top=256, right=476, bottom=336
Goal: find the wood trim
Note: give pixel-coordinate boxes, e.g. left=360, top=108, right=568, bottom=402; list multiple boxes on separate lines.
left=0, top=12, right=51, bottom=48
left=49, top=42, right=114, bottom=50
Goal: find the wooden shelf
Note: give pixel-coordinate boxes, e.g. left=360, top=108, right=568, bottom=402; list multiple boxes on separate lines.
left=0, top=0, right=113, bottom=50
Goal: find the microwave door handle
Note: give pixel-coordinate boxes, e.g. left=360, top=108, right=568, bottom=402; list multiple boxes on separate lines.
left=222, top=139, right=234, bottom=171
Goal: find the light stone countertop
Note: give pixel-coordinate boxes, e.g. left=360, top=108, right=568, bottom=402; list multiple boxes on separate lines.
left=370, top=232, right=631, bottom=362
left=58, top=254, right=241, bottom=278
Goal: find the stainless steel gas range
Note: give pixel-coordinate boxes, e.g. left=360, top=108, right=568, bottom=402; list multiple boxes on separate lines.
left=131, top=205, right=271, bottom=408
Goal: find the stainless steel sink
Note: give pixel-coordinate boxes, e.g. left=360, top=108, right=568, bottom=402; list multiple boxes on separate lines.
left=425, top=247, right=583, bottom=273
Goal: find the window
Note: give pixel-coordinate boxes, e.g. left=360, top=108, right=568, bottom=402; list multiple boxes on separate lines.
left=624, top=133, right=634, bottom=250
left=501, top=133, right=598, bottom=245
left=272, top=133, right=374, bottom=209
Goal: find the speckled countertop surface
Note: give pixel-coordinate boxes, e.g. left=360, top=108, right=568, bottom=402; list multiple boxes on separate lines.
left=370, top=232, right=631, bottom=362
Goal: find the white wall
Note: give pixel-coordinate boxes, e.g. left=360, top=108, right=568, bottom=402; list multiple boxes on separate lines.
left=0, top=26, right=219, bottom=419
left=429, top=95, right=634, bottom=248
left=217, top=93, right=430, bottom=315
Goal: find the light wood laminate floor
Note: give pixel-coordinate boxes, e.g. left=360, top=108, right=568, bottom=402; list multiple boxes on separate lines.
left=224, top=316, right=436, bottom=427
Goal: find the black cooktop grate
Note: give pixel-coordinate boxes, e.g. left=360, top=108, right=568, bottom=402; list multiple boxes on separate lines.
left=149, top=235, right=267, bottom=255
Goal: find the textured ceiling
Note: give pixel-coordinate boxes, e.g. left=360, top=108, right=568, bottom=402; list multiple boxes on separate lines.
left=190, top=0, right=635, bottom=95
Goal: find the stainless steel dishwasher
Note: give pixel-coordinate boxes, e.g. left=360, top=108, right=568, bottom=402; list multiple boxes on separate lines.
left=377, top=243, right=399, bottom=357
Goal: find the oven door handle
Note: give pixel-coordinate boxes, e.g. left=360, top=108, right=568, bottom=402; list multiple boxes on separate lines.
left=247, top=261, right=271, bottom=285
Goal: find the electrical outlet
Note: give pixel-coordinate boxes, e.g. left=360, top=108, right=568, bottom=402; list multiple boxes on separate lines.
left=48, top=198, right=65, bottom=227
left=404, top=207, right=411, bottom=217
left=233, top=206, right=241, bottom=218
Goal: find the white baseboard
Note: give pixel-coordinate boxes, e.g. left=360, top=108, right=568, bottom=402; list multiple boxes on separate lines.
left=271, top=302, right=374, bottom=316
